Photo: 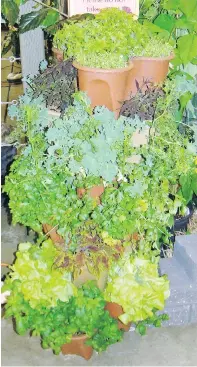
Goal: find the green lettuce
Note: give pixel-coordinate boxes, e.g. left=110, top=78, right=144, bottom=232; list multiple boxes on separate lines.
left=2, top=240, right=76, bottom=309
left=104, top=254, right=170, bottom=324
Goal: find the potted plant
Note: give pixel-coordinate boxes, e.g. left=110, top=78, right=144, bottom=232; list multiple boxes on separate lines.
left=2, top=243, right=123, bottom=359
left=126, top=35, right=174, bottom=96
left=53, top=8, right=137, bottom=117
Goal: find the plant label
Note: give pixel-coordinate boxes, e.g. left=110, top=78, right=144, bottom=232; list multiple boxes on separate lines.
left=68, top=0, right=139, bottom=18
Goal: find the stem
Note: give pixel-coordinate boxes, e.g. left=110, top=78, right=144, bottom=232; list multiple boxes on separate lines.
left=33, top=0, right=68, bottom=18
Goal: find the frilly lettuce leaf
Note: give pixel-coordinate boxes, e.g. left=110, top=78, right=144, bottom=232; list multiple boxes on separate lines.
left=104, top=254, right=170, bottom=324
left=3, top=239, right=76, bottom=309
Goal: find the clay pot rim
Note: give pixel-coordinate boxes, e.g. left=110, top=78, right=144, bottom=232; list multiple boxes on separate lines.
left=131, top=53, right=174, bottom=61
left=71, top=334, right=88, bottom=341
left=73, top=60, right=133, bottom=73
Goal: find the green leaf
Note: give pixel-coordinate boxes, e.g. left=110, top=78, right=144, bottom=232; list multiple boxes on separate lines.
left=154, top=14, right=176, bottom=33
left=1, top=0, right=19, bottom=25
left=176, top=34, right=197, bottom=65
left=163, top=0, right=180, bottom=11
left=179, top=0, right=197, bottom=19
left=41, top=10, right=59, bottom=28
left=19, top=9, right=49, bottom=33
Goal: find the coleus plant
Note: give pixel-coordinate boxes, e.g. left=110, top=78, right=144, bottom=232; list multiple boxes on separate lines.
left=3, top=274, right=123, bottom=355
left=104, top=254, right=170, bottom=324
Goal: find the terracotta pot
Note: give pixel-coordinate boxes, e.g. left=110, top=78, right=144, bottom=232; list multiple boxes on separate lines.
left=74, top=266, right=108, bottom=291
left=73, top=61, right=133, bottom=118
left=52, top=47, right=63, bottom=62
left=77, top=184, right=104, bottom=205
left=105, top=302, right=131, bottom=332
left=42, top=224, right=64, bottom=244
left=61, top=334, right=93, bottom=360
left=126, top=54, right=174, bottom=97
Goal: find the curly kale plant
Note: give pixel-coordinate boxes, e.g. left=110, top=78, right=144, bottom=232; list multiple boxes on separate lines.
left=3, top=279, right=122, bottom=355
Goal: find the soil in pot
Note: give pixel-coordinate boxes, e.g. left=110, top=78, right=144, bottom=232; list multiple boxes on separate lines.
left=61, top=334, right=93, bottom=360
left=126, top=55, right=174, bottom=97
left=73, top=61, right=133, bottom=118
left=105, top=302, right=131, bottom=332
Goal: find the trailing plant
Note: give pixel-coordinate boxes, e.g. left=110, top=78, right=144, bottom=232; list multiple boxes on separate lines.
left=2, top=240, right=76, bottom=309
left=26, top=59, right=77, bottom=113
left=104, top=254, right=170, bottom=324
left=135, top=308, right=169, bottom=336
left=3, top=279, right=123, bottom=355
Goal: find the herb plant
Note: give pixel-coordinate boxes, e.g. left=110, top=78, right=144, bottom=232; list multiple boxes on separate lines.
left=3, top=279, right=123, bottom=355
left=27, top=59, right=77, bottom=113
left=53, top=8, right=148, bottom=69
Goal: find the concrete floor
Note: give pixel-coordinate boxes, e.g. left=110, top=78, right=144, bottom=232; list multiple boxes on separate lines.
left=1, top=318, right=197, bottom=366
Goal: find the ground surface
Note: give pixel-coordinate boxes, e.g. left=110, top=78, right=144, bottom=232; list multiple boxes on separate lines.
left=1, top=318, right=197, bottom=366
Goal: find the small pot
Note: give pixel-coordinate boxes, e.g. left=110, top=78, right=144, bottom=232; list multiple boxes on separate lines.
left=73, top=61, right=133, bottom=118
left=42, top=224, right=64, bottom=244
left=126, top=54, right=174, bottom=97
left=105, top=302, right=131, bottom=332
left=61, top=334, right=93, bottom=360
left=52, top=47, right=63, bottom=62
left=174, top=205, right=193, bottom=232
left=77, top=184, right=104, bottom=205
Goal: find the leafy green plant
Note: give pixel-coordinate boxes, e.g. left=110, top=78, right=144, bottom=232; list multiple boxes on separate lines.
left=178, top=160, right=197, bottom=204
left=135, top=308, right=169, bottom=335
left=53, top=8, right=148, bottom=68
left=3, top=279, right=123, bottom=355
left=104, top=254, right=170, bottom=324
left=2, top=240, right=76, bottom=309
left=139, top=0, right=197, bottom=67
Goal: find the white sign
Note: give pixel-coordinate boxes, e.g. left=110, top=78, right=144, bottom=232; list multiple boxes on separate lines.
left=68, top=0, right=139, bottom=17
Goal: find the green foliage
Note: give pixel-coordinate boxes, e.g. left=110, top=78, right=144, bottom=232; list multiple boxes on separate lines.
left=1, top=0, right=19, bottom=26
left=2, top=240, right=76, bottom=309
left=179, top=164, right=197, bottom=204
left=140, top=0, right=197, bottom=67
left=104, top=254, right=170, bottom=324
left=3, top=280, right=123, bottom=355
left=53, top=7, right=173, bottom=67
left=4, top=87, right=196, bottom=250
left=131, top=34, right=173, bottom=58
left=135, top=309, right=169, bottom=335
left=53, top=8, right=147, bottom=68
